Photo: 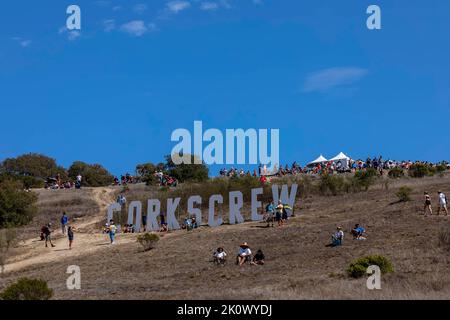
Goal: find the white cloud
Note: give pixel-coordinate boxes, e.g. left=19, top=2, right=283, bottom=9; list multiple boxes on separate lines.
left=302, top=67, right=368, bottom=93
left=112, top=5, right=122, bottom=11
left=200, top=2, right=219, bottom=11
left=12, top=37, right=31, bottom=48
left=58, top=26, right=81, bottom=41
left=253, top=0, right=263, bottom=4
left=67, top=31, right=81, bottom=41
left=133, top=4, right=148, bottom=13
left=167, top=1, right=191, bottom=13
left=120, top=20, right=149, bottom=37
left=103, top=19, right=116, bottom=32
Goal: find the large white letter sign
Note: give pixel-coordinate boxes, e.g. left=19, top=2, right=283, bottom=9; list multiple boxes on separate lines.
left=229, top=191, right=244, bottom=224
left=251, top=188, right=264, bottom=221
left=127, top=201, right=142, bottom=231
left=208, top=194, right=223, bottom=227
left=107, top=203, right=121, bottom=223
left=167, top=198, right=181, bottom=230
left=146, top=199, right=161, bottom=232
left=188, top=195, right=202, bottom=225
left=271, top=184, right=298, bottom=216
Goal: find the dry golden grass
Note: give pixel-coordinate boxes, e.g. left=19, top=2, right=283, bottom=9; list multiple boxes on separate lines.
left=1, top=173, right=450, bottom=300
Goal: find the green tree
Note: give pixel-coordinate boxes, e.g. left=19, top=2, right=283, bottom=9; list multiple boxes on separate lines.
left=68, top=161, right=113, bottom=187
left=0, top=153, right=67, bottom=188
left=0, top=180, right=38, bottom=228
left=165, top=154, right=209, bottom=183
left=136, top=163, right=158, bottom=186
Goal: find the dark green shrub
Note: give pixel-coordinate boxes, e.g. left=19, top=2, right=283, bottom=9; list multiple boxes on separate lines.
left=348, top=255, right=394, bottom=278
left=68, top=161, right=114, bottom=187
left=0, top=278, right=53, bottom=300
left=396, top=186, right=413, bottom=202
left=137, top=233, right=160, bottom=251
left=0, top=180, right=38, bottom=228
left=388, top=167, right=404, bottom=179
left=408, top=163, right=435, bottom=178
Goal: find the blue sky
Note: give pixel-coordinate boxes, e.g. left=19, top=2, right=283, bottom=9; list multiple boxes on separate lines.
left=1, top=0, right=449, bottom=176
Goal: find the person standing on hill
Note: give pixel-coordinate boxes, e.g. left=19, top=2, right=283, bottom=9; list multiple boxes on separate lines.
left=437, top=191, right=448, bottom=216
left=61, top=212, right=69, bottom=235
left=424, top=192, right=433, bottom=216
left=43, top=223, right=56, bottom=248
left=67, top=226, right=75, bottom=249
left=276, top=201, right=284, bottom=227
left=265, top=200, right=275, bottom=227
left=108, top=220, right=117, bottom=244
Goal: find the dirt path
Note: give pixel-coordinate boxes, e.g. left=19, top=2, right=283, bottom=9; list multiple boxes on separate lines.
left=4, top=187, right=121, bottom=273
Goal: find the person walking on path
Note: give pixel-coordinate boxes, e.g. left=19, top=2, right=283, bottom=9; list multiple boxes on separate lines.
left=424, top=192, right=433, bottom=216
left=437, top=191, right=448, bottom=216
left=61, top=212, right=69, bottom=235
left=107, top=220, right=117, bottom=244
left=43, top=223, right=56, bottom=248
left=67, top=226, right=75, bottom=250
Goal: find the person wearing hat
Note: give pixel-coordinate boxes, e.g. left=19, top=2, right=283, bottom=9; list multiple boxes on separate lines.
left=236, top=242, right=252, bottom=266
left=331, top=227, right=344, bottom=247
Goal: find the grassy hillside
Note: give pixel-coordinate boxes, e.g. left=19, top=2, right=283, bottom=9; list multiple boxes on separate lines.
left=1, top=173, right=450, bottom=299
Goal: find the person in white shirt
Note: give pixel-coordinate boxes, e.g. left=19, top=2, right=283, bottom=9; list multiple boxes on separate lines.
left=213, top=247, right=227, bottom=265
left=437, top=191, right=448, bottom=216
left=236, top=242, right=252, bottom=266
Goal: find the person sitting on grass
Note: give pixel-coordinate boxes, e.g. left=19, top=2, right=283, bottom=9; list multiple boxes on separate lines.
left=329, top=227, right=344, bottom=247
left=159, top=223, right=168, bottom=232
left=236, top=242, right=252, bottom=266
left=213, top=247, right=227, bottom=265
left=251, top=249, right=265, bottom=265
left=351, top=224, right=366, bottom=240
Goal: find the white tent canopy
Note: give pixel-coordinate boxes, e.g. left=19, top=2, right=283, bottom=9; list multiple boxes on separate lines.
left=329, top=152, right=350, bottom=161
left=308, top=155, right=328, bottom=165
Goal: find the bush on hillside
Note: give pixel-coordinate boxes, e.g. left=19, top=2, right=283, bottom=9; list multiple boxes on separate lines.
left=319, top=173, right=344, bottom=196
left=408, top=163, right=435, bottom=178
left=388, top=167, right=404, bottom=179
left=68, top=161, right=114, bottom=187
left=0, top=278, right=53, bottom=300
left=137, top=233, right=160, bottom=251
left=396, top=186, right=413, bottom=202
left=348, top=255, right=394, bottom=278
left=0, top=153, right=67, bottom=188
left=353, top=168, right=378, bottom=191
left=0, top=228, right=17, bottom=274
left=0, top=180, right=38, bottom=228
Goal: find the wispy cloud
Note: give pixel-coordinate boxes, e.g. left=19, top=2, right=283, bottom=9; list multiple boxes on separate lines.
left=58, top=26, right=81, bottom=41
left=12, top=37, right=31, bottom=48
left=112, top=5, right=122, bottom=11
left=200, top=2, right=219, bottom=11
left=302, top=67, right=368, bottom=93
left=252, top=0, right=263, bottom=5
left=133, top=4, right=148, bottom=14
left=103, top=19, right=116, bottom=32
left=120, top=20, right=156, bottom=37
left=167, top=1, right=191, bottom=13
